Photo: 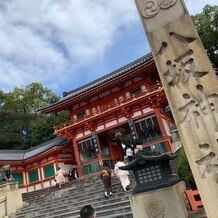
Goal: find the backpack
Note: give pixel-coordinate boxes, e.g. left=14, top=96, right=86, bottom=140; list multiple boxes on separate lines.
left=101, top=169, right=109, bottom=177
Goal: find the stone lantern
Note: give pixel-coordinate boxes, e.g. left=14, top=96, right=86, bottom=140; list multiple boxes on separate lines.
left=120, top=152, right=180, bottom=194
left=120, top=152, right=188, bottom=218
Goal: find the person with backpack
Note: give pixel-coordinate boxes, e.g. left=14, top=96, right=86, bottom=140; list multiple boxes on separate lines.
left=100, top=162, right=112, bottom=199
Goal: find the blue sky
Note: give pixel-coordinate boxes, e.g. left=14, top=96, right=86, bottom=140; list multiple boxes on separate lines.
left=0, top=0, right=217, bottom=97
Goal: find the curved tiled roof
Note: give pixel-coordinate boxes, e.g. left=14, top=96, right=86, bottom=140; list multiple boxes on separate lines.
left=62, top=53, right=153, bottom=100
left=39, top=53, right=153, bottom=114
left=0, top=137, right=70, bottom=161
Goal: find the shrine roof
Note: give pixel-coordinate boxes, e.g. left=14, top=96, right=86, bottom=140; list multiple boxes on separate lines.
left=62, top=53, right=152, bottom=100
left=0, top=137, right=70, bottom=161
left=120, top=152, right=178, bottom=170
left=39, top=53, right=153, bottom=113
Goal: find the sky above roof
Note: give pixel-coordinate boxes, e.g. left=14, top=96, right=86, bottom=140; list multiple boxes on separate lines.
left=0, top=0, right=216, bottom=97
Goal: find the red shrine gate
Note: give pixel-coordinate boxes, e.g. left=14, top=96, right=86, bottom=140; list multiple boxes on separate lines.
left=40, top=54, right=174, bottom=178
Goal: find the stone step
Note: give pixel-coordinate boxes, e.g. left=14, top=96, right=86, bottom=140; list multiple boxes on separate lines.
left=36, top=204, right=132, bottom=218
left=12, top=173, right=135, bottom=218
left=22, top=176, right=133, bottom=202
left=98, top=211, right=133, bottom=218
left=47, top=200, right=130, bottom=217
left=21, top=182, right=130, bottom=208
left=22, top=173, right=135, bottom=202
left=22, top=177, right=135, bottom=205
left=12, top=199, right=132, bottom=218
left=16, top=190, right=132, bottom=217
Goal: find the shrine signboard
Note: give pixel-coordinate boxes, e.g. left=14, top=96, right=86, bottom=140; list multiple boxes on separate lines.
left=134, top=0, right=218, bottom=217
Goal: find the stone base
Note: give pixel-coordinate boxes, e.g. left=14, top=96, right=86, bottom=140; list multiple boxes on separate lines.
left=0, top=182, right=23, bottom=216
left=0, top=196, right=7, bottom=217
left=130, top=181, right=188, bottom=218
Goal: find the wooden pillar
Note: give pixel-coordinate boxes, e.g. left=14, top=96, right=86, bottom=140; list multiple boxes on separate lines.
left=72, top=137, right=83, bottom=178
left=135, top=0, right=218, bottom=217
left=38, top=162, right=44, bottom=189
left=23, top=167, right=28, bottom=193
left=107, top=135, right=115, bottom=162
left=154, top=108, right=173, bottom=152
left=53, top=154, right=59, bottom=170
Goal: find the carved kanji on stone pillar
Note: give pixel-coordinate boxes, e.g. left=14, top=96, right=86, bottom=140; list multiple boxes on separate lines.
left=196, top=143, right=218, bottom=182
left=134, top=0, right=218, bottom=217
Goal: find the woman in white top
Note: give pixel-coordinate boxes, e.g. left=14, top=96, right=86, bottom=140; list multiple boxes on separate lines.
left=55, top=167, right=65, bottom=188
left=114, top=158, right=130, bottom=191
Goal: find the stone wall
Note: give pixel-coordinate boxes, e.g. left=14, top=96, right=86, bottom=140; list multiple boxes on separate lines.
left=0, top=182, right=23, bottom=216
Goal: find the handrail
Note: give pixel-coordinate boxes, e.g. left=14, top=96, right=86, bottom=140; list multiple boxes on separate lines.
left=55, top=83, right=163, bottom=132
left=185, top=189, right=203, bottom=211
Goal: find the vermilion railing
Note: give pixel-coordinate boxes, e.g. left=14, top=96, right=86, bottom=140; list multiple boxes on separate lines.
left=55, top=83, right=163, bottom=133
left=185, top=189, right=203, bottom=211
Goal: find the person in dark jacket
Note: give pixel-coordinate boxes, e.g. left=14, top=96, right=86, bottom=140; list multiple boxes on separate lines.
left=69, top=167, right=77, bottom=181
left=100, top=162, right=112, bottom=199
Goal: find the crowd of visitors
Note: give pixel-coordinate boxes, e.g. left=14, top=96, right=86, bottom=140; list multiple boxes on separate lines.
left=55, top=166, right=77, bottom=188
left=55, top=150, right=135, bottom=217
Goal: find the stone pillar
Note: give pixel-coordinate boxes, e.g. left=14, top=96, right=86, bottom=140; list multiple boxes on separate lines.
left=134, top=0, right=218, bottom=217
left=0, top=182, right=23, bottom=216
left=130, top=181, right=188, bottom=218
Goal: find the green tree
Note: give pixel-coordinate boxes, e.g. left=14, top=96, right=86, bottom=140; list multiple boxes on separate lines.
left=0, top=83, right=69, bottom=150
left=192, top=5, right=218, bottom=68
left=26, top=111, right=69, bottom=149
left=176, top=147, right=195, bottom=188
left=4, top=83, right=59, bottom=114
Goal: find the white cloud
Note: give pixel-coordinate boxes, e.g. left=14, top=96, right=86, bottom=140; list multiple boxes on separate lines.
left=0, top=0, right=215, bottom=94
left=0, top=0, right=137, bottom=93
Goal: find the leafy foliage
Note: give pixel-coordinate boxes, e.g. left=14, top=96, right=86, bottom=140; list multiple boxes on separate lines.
left=176, top=147, right=195, bottom=187
left=0, top=83, right=69, bottom=150
left=192, top=5, right=218, bottom=68
left=120, top=133, right=132, bottom=147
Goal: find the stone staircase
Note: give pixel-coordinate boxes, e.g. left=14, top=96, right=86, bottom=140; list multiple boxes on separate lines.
left=10, top=174, right=135, bottom=218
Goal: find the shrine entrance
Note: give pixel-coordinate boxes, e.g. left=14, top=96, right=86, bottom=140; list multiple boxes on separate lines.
left=77, top=112, right=171, bottom=177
